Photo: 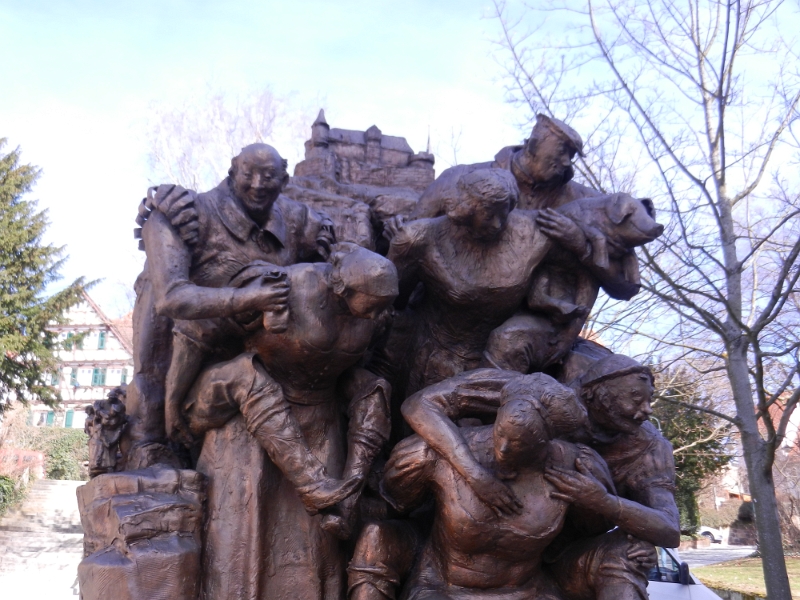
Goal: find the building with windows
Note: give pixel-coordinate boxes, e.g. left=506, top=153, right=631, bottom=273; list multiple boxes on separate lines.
left=32, top=291, right=134, bottom=430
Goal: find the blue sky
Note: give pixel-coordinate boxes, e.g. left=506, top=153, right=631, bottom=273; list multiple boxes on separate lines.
left=1, top=0, right=523, bottom=315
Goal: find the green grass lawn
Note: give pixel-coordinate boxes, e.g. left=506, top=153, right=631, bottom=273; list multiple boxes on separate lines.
left=692, top=557, right=800, bottom=599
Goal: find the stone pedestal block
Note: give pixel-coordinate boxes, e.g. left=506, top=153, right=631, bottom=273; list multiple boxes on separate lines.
left=77, top=466, right=205, bottom=600
left=78, top=535, right=200, bottom=600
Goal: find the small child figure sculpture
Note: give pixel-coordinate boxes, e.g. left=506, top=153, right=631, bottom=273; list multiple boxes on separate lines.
left=85, top=387, right=129, bottom=478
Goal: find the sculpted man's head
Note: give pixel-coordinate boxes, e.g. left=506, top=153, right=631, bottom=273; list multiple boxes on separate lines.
left=229, top=143, right=290, bottom=223
left=494, top=374, right=588, bottom=471
left=580, top=355, right=655, bottom=435
left=329, top=242, right=399, bottom=320
left=516, top=114, right=584, bottom=188
left=446, top=168, right=519, bottom=242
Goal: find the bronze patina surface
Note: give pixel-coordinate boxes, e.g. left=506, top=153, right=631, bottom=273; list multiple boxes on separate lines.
left=79, top=117, right=674, bottom=600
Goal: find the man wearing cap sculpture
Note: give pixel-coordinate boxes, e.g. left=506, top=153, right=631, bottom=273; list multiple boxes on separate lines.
left=394, top=355, right=679, bottom=600
left=402, top=115, right=647, bottom=376
left=413, top=114, right=594, bottom=217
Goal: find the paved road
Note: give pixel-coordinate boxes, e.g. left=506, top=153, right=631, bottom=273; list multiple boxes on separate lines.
left=0, top=479, right=83, bottom=599
left=679, top=545, right=757, bottom=567
left=0, top=570, right=79, bottom=598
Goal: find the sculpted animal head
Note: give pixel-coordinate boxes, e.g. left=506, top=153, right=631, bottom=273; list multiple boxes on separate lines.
left=559, top=192, right=664, bottom=272
left=605, top=194, right=664, bottom=247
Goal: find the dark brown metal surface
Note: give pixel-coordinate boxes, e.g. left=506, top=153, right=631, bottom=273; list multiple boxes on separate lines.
left=79, top=122, right=674, bottom=600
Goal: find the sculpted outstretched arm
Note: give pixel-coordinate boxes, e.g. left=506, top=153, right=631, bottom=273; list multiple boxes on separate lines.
left=401, top=369, right=523, bottom=515
left=142, top=210, right=288, bottom=320
left=401, top=379, right=486, bottom=484
left=318, top=368, right=393, bottom=540
left=611, top=488, right=681, bottom=547
left=546, top=438, right=681, bottom=547
left=612, top=437, right=681, bottom=546
left=547, top=466, right=680, bottom=547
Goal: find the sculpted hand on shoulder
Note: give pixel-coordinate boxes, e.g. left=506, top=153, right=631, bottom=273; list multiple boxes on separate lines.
left=545, top=458, right=615, bottom=510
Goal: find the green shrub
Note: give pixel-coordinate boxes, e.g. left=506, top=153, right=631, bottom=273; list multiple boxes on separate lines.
left=41, top=429, right=88, bottom=480
left=36, top=428, right=88, bottom=480
left=0, top=474, right=26, bottom=517
left=738, top=501, right=755, bottom=522
left=8, top=424, right=89, bottom=481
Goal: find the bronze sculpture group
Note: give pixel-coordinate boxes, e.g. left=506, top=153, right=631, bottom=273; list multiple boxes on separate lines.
left=77, top=113, right=679, bottom=600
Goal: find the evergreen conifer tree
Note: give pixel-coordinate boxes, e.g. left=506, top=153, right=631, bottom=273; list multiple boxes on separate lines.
left=0, top=139, right=85, bottom=411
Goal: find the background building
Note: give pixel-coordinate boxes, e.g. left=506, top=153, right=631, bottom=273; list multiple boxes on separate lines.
left=32, top=291, right=133, bottom=430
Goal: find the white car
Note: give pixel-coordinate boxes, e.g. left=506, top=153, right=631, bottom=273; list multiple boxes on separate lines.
left=698, top=526, right=724, bottom=543
left=648, top=546, right=722, bottom=600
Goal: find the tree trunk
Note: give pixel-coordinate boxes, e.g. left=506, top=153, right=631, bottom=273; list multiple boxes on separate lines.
left=728, top=338, right=792, bottom=600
